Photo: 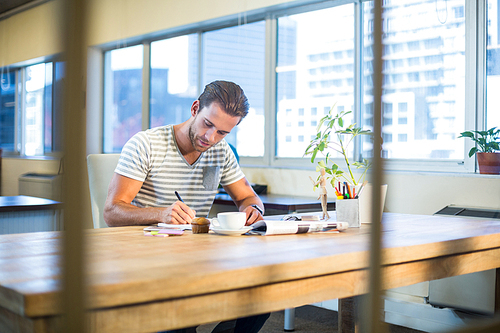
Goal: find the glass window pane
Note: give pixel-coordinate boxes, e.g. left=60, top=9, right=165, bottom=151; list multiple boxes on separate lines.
left=202, top=21, right=266, bottom=157
left=44, top=63, right=53, bottom=152
left=150, top=35, right=198, bottom=129
left=276, top=5, right=355, bottom=158
left=363, top=0, right=466, bottom=160
left=0, top=69, right=16, bottom=152
left=486, top=0, right=500, bottom=130
left=25, top=63, right=46, bottom=156
left=104, top=45, right=143, bottom=153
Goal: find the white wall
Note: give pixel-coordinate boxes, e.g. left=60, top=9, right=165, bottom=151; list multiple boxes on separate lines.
left=1, top=158, right=61, bottom=197
left=85, top=0, right=295, bottom=47
left=0, top=0, right=297, bottom=67
left=0, top=0, right=63, bottom=66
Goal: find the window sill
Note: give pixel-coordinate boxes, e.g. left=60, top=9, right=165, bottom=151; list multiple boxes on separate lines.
left=1, top=154, right=62, bottom=161
left=240, top=163, right=500, bottom=179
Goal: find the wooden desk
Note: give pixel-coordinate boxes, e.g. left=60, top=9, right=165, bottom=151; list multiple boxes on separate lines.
left=1, top=213, right=500, bottom=332
left=0, top=195, right=63, bottom=234
left=0, top=195, right=62, bottom=212
left=214, top=193, right=335, bottom=215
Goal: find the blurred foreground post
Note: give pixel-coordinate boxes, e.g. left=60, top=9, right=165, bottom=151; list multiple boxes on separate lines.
left=61, top=0, right=88, bottom=331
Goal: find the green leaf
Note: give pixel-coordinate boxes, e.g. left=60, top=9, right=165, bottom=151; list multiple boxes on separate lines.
left=317, top=117, right=327, bottom=132
left=328, top=104, right=336, bottom=115
left=304, top=143, right=313, bottom=154
left=458, top=131, right=474, bottom=139
left=478, top=130, right=488, bottom=137
left=310, top=149, right=318, bottom=163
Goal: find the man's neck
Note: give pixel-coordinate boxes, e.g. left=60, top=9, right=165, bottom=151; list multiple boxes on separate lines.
left=173, top=122, right=202, bottom=165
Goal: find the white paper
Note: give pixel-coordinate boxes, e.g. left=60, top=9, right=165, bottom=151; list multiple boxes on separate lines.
left=157, top=223, right=192, bottom=230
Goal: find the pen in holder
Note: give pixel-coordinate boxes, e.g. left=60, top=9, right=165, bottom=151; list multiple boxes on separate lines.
left=336, top=198, right=360, bottom=228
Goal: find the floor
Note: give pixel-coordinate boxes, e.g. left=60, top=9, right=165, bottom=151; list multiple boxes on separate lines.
left=197, top=305, right=425, bottom=333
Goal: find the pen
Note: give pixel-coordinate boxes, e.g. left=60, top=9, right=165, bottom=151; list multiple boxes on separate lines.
left=355, top=180, right=368, bottom=199
left=346, top=182, right=352, bottom=199
left=175, top=191, right=184, bottom=203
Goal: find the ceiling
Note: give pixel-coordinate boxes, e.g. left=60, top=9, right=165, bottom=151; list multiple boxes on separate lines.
left=0, top=0, right=40, bottom=17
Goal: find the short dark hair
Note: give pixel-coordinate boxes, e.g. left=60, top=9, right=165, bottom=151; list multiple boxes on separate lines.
left=198, top=81, right=249, bottom=119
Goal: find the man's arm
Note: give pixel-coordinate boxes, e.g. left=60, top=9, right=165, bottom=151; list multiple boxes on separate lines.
left=103, top=173, right=196, bottom=227
left=222, top=177, right=264, bottom=225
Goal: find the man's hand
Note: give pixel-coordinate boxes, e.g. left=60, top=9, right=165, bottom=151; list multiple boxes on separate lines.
left=165, top=201, right=196, bottom=224
left=104, top=174, right=198, bottom=227
left=243, top=205, right=264, bottom=225
left=223, top=178, right=265, bottom=226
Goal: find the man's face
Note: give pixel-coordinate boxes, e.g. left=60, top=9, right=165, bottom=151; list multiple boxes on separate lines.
left=188, top=101, right=241, bottom=153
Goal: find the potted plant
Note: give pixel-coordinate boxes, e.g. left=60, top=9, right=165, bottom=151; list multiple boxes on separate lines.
left=305, top=107, right=389, bottom=225
left=458, top=127, right=500, bottom=174
left=304, top=108, right=372, bottom=188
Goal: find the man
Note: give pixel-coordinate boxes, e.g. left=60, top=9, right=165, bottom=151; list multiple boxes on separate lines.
left=103, top=80, right=269, bottom=333
left=104, top=80, right=264, bottom=227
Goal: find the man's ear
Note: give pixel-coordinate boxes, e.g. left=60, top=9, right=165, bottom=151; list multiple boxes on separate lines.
left=191, top=100, right=200, bottom=118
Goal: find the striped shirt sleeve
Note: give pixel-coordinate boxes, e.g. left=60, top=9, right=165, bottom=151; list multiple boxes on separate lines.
left=115, top=131, right=151, bottom=182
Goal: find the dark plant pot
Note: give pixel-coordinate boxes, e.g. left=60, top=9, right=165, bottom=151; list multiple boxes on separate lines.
left=477, top=152, right=500, bottom=174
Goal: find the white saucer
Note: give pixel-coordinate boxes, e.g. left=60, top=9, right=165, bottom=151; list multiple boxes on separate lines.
left=211, top=226, right=252, bottom=236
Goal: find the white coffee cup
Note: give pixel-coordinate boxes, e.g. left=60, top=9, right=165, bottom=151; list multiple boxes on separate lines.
left=213, top=212, right=246, bottom=230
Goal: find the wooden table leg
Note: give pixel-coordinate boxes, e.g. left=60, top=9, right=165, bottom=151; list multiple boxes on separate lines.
left=338, top=296, right=360, bottom=333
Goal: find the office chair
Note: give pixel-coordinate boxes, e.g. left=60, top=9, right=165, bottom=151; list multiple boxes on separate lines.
left=228, top=142, right=239, bottom=163
left=87, top=154, right=121, bottom=229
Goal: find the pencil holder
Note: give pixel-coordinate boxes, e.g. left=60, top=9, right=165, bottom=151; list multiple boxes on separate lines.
left=336, top=198, right=360, bottom=228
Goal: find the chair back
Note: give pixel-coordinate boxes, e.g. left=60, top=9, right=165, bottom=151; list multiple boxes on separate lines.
left=87, top=154, right=120, bottom=228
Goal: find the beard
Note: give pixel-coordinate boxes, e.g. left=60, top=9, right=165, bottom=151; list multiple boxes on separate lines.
left=188, top=122, right=212, bottom=152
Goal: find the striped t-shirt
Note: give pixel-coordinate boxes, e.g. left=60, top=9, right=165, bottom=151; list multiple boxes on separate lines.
left=115, top=125, right=245, bottom=217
